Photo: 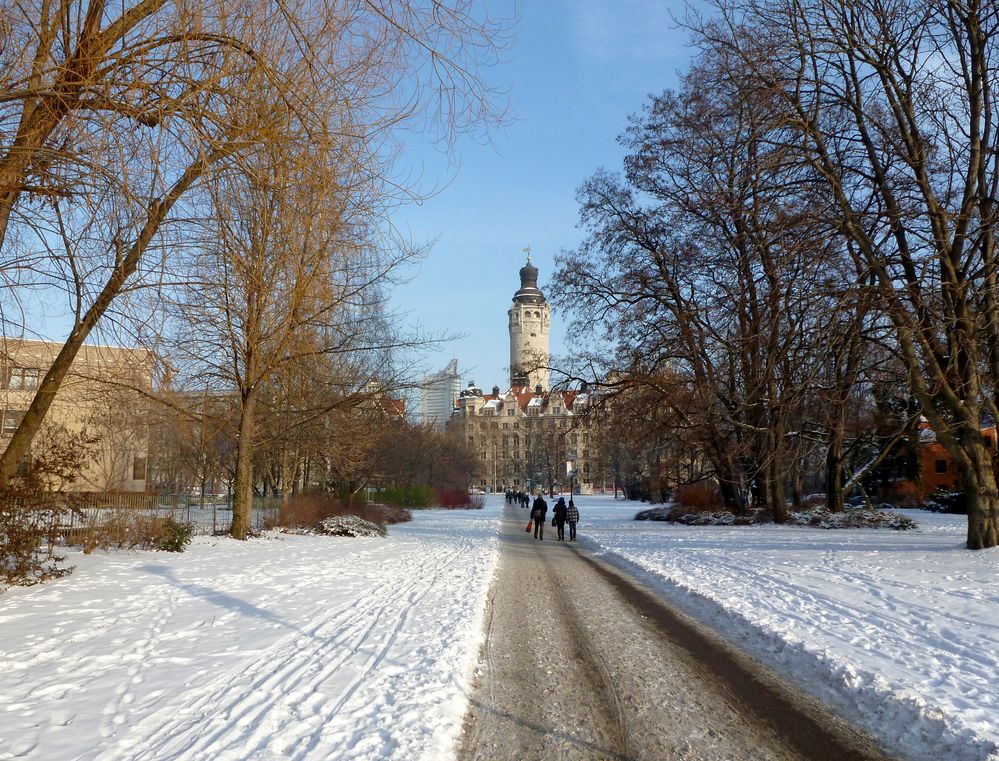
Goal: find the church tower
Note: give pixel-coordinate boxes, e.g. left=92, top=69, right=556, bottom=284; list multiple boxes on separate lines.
left=508, top=252, right=551, bottom=390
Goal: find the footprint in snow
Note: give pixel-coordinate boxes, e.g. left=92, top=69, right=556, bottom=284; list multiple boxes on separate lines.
left=50, top=710, right=74, bottom=726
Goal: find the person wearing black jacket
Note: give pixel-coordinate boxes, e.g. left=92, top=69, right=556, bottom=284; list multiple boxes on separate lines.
left=531, top=494, right=548, bottom=540
left=553, top=496, right=568, bottom=541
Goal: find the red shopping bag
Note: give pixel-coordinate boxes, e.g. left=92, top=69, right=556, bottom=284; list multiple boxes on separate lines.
left=526, top=520, right=533, bottom=532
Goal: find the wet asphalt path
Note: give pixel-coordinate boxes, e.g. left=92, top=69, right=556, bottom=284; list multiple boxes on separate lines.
left=457, top=503, right=896, bottom=761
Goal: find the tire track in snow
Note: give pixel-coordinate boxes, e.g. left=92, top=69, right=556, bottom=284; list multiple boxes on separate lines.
left=100, top=537, right=468, bottom=761
left=288, top=532, right=472, bottom=759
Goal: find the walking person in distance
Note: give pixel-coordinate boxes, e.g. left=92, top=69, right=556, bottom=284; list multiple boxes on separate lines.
left=553, top=496, right=568, bottom=541
left=567, top=498, right=579, bottom=541
left=531, top=493, right=548, bottom=540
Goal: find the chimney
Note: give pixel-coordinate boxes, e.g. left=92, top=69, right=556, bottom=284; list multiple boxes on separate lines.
left=492, top=385, right=500, bottom=396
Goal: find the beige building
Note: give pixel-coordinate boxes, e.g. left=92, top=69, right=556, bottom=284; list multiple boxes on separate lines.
left=449, top=256, right=602, bottom=494
left=0, top=339, right=152, bottom=492
left=453, top=381, right=599, bottom=494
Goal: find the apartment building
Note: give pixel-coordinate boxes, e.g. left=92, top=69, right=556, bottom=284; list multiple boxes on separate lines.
left=0, top=339, right=153, bottom=492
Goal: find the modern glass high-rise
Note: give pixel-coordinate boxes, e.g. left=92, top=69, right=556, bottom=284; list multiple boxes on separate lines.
left=420, top=358, right=461, bottom=429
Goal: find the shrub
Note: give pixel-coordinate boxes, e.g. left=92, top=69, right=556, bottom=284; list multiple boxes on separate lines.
left=276, top=494, right=339, bottom=527
left=77, top=509, right=195, bottom=554
left=156, top=518, right=194, bottom=552
left=377, top=484, right=433, bottom=508
left=275, top=493, right=411, bottom=529
left=434, top=488, right=484, bottom=509
left=674, top=482, right=723, bottom=513
left=0, top=492, right=78, bottom=587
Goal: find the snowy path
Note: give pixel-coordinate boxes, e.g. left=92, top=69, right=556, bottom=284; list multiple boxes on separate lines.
left=458, top=503, right=892, bottom=761
left=0, top=510, right=498, bottom=760
left=573, top=499, right=999, bottom=761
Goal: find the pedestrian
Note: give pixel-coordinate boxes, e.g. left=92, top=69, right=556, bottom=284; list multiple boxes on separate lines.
left=553, top=496, right=568, bottom=541
left=531, top=493, right=548, bottom=540
left=567, top=498, right=579, bottom=541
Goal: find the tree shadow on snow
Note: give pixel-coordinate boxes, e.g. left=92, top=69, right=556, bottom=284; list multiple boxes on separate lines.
left=138, top=563, right=303, bottom=636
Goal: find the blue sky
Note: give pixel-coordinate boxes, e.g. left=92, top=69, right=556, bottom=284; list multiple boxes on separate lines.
left=391, top=0, right=692, bottom=395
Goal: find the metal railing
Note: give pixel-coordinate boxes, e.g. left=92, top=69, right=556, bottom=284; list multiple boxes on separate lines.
left=5, top=492, right=281, bottom=543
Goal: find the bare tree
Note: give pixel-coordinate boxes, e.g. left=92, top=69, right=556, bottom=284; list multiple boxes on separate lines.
left=0, top=0, right=508, bottom=485
left=694, top=0, right=999, bottom=547
left=555, top=51, right=836, bottom=520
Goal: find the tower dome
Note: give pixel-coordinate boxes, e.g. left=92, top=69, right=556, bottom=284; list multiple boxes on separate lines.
left=513, top=256, right=545, bottom=304
left=519, top=259, right=538, bottom=288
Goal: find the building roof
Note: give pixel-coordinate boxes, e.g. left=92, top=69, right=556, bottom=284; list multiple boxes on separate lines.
left=513, top=256, right=546, bottom=305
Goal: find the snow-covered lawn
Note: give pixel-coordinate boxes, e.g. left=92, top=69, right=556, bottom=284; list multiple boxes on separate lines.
left=3, top=494, right=997, bottom=761
left=0, top=506, right=500, bottom=761
left=573, top=496, right=999, bottom=761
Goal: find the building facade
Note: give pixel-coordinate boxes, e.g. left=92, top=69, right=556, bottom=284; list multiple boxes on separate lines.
left=453, top=381, right=599, bottom=494
left=449, top=256, right=602, bottom=494
left=420, top=358, right=461, bottom=429
left=0, top=339, right=152, bottom=491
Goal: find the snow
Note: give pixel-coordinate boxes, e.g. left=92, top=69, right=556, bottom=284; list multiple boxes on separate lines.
left=3, top=494, right=997, bottom=761
left=0, top=506, right=500, bottom=760
left=573, top=496, right=999, bottom=761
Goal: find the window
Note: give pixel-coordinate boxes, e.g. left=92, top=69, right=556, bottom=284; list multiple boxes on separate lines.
left=5, top=367, right=40, bottom=391
left=2, top=409, right=24, bottom=435
left=935, top=459, right=948, bottom=474
left=132, top=455, right=147, bottom=481
left=507, top=409, right=514, bottom=416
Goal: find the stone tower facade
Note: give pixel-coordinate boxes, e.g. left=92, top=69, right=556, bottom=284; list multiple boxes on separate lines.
left=508, top=255, right=550, bottom=390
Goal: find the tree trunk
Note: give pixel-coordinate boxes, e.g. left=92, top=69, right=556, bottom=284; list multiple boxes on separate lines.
left=708, top=441, right=745, bottom=514
left=0, top=153, right=213, bottom=482
left=958, top=431, right=999, bottom=550
left=767, top=457, right=788, bottom=523
left=790, top=458, right=803, bottom=511
left=825, top=427, right=846, bottom=513
left=230, top=392, right=257, bottom=540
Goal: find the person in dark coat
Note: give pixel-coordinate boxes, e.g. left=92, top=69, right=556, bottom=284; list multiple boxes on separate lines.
left=567, top=498, right=579, bottom=541
left=553, top=496, right=568, bottom=541
left=531, top=494, right=548, bottom=540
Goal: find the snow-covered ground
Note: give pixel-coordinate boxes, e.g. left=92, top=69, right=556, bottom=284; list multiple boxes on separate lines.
left=0, top=505, right=500, bottom=761
left=3, top=495, right=997, bottom=761
left=572, top=496, right=999, bottom=761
